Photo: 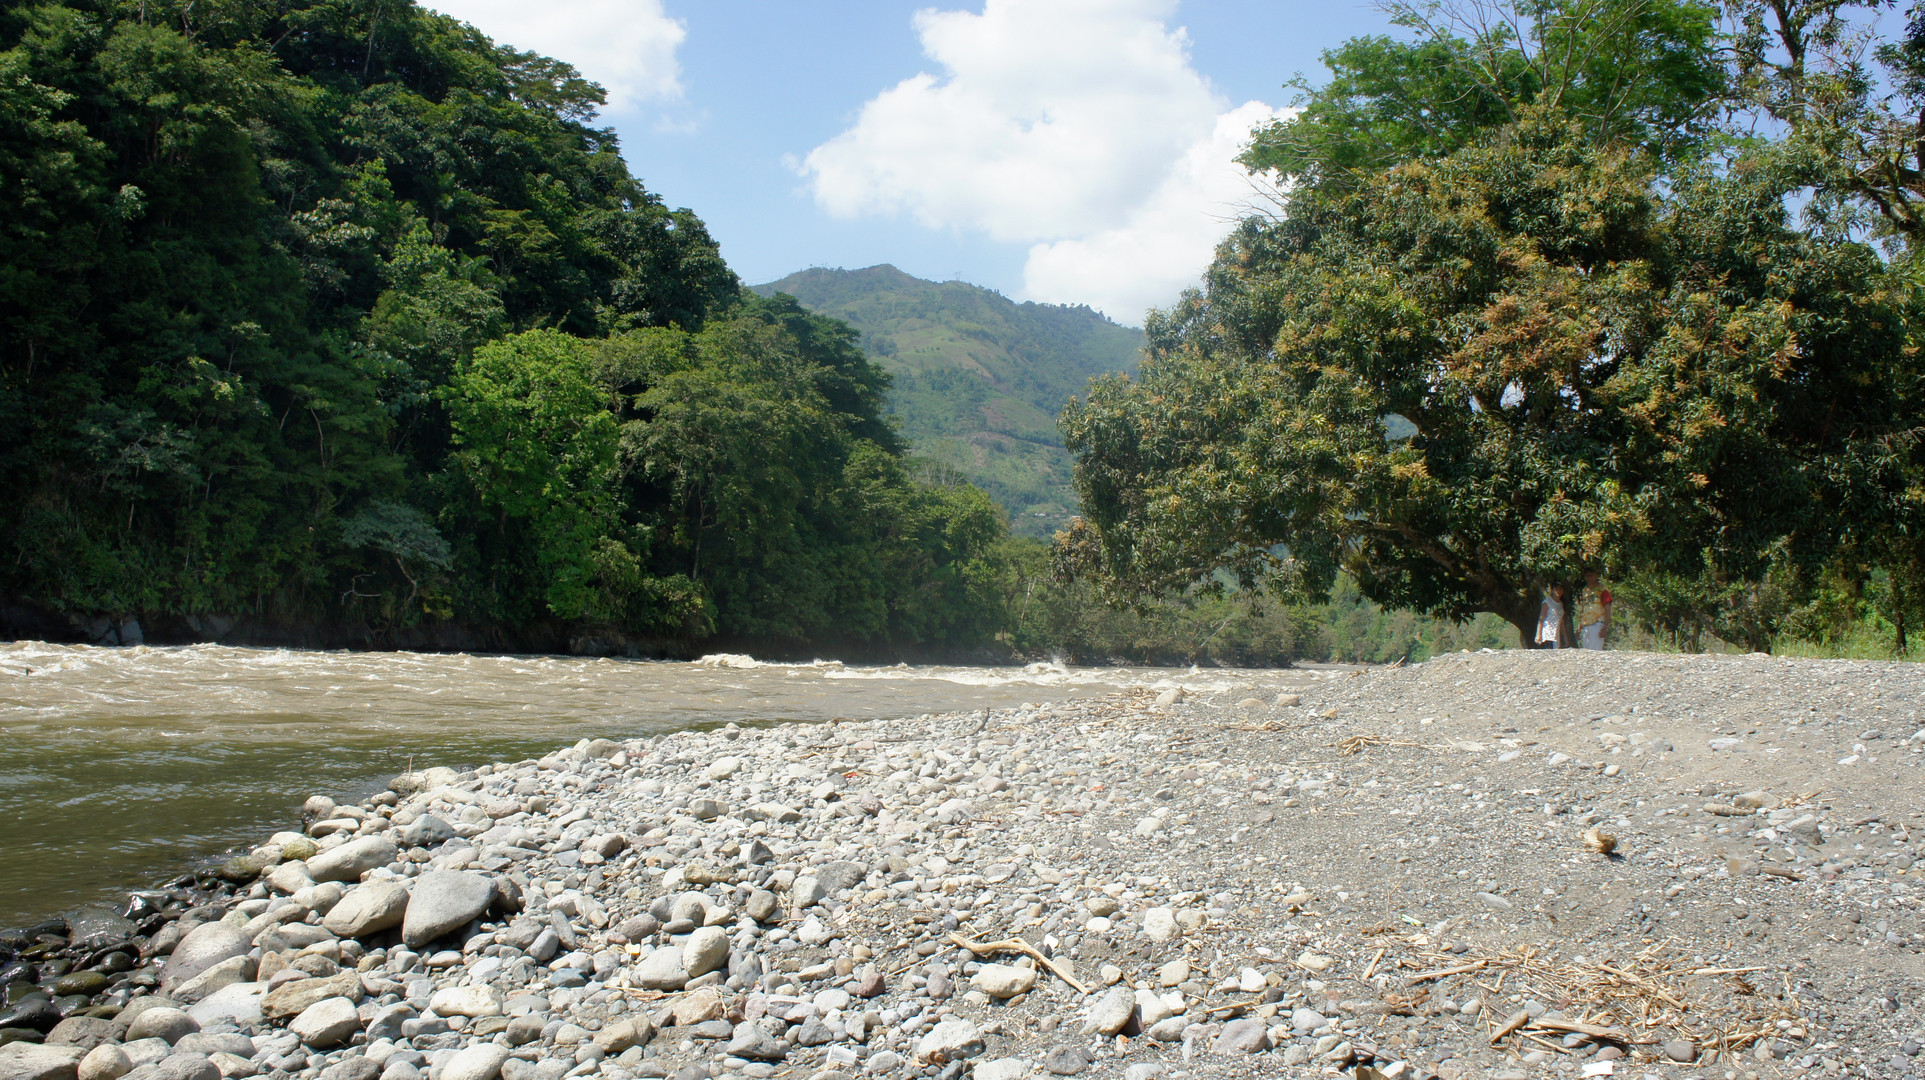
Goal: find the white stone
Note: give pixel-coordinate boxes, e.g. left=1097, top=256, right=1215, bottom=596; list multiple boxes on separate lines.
left=633, top=947, right=688, bottom=991
left=288, top=997, right=360, bottom=1048
left=913, top=1019, right=985, bottom=1063
left=205, top=1052, right=254, bottom=1080
left=265, top=863, right=315, bottom=896
left=77, top=1044, right=132, bottom=1080
left=119, top=1040, right=170, bottom=1069
left=974, top=1059, right=1031, bottom=1080
left=705, top=757, right=741, bottom=780
left=439, top=1044, right=511, bottom=1080
left=427, top=984, right=502, bottom=1018
left=0, top=1044, right=87, bottom=1080
left=305, top=836, right=397, bottom=883
left=172, top=956, right=253, bottom=1003
left=681, top=926, right=730, bottom=979
left=796, top=915, right=833, bottom=946
left=1081, top=985, right=1137, bottom=1035
left=969, top=964, right=1036, bottom=999
left=1135, top=989, right=1178, bottom=1028
left=402, top=870, right=495, bottom=948
left=320, top=882, right=410, bottom=938
left=158, top=924, right=251, bottom=992
left=1141, top=907, right=1178, bottom=942
left=1291, top=1008, right=1328, bottom=1035
left=290, top=882, right=343, bottom=915
left=792, top=876, right=826, bottom=909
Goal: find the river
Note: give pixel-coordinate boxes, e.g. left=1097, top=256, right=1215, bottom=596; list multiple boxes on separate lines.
left=0, top=642, right=1325, bottom=928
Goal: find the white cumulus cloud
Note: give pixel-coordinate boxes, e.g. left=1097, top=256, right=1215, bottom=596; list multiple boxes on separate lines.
left=424, top=0, right=687, bottom=112
left=800, top=0, right=1284, bottom=324
left=1022, top=101, right=1286, bottom=325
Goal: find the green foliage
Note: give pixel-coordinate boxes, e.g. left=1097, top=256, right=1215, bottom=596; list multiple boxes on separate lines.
left=601, top=295, right=1004, bottom=648
left=751, top=265, right=1144, bottom=538
left=986, top=539, right=1511, bottom=665
left=0, top=0, right=1012, bottom=656
left=1244, top=0, right=1726, bottom=188
left=1062, top=109, right=1912, bottom=644
left=445, top=329, right=623, bottom=621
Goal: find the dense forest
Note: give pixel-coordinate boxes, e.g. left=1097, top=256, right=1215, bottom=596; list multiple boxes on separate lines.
left=0, top=0, right=1009, bottom=656
left=751, top=266, right=1143, bottom=538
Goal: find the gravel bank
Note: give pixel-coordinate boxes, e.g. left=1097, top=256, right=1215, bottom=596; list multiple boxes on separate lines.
left=2, top=651, right=1921, bottom=1080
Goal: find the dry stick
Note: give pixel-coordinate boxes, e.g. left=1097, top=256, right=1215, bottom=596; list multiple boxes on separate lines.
left=1519, top=1032, right=1573, bottom=1055
left=1361, top=948, right=1387, bottom=981
left=1490, top=1009, right=1532, bottom=1044
left=1408, top=960, right=1486, bottom=983
left=946, top=932, right=1091, bottom=995
left=1532, top=1017, right=1635, bottom=1043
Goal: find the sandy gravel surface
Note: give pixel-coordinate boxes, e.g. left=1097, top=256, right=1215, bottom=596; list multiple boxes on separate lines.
left=3, top=651, right=1921, bottom=1080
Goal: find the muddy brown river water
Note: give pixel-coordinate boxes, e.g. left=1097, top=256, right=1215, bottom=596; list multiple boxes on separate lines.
left=0, top=642, right=1319, bottom=928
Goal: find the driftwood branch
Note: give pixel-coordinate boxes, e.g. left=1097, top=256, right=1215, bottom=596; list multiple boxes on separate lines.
left=946, top=932, right=1091, bottom=995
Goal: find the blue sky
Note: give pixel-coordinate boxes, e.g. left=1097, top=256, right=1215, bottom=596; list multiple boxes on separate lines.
left=425, top=1, right=1402, bottom=325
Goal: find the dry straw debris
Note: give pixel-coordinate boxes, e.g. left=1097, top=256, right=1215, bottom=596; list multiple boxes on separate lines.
left=1389, top=936, right=1793, bottom=1062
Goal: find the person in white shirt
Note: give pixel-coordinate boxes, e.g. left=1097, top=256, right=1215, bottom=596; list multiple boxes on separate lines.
left=1536, top=584, right=1569, bottom=648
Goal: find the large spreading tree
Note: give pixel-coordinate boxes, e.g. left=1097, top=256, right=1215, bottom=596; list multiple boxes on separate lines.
left=1059, top=0, right=1921, bottom=649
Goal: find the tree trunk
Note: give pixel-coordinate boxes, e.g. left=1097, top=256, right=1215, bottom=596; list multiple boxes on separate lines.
left=1894, top=573, right=1909, bottom=656
left=1507, top=603, right=1540, bottom=650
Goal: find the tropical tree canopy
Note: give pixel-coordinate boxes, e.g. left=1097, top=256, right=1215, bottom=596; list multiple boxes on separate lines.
left=1061, top=0, right=1925, bottom=650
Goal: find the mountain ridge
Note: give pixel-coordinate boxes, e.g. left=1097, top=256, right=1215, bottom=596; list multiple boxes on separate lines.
left=751, top=265, right=1144, bottom=536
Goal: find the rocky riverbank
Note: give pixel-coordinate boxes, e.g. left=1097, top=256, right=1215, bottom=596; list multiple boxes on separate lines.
left=2, top=650, right=1922, bottom=1080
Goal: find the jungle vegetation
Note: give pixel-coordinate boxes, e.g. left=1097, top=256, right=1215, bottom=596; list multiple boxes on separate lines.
left=0, top=0, right=1007, bottom=654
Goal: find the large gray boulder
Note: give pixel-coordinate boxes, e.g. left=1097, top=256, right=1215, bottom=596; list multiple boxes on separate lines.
left=304, top=837, right=397, bottom=883
left=399, top=816, right=454, bottom=848
left=185, top=983, right=263, bottom=1029
left=123, top=1008, right=196, bottom=1046
left=320, top=882, right=410, bottom=938
left=0, top=1044, right=88, bottom=1080
left=288, top=998, right=360, bottom=1048
left=135, top=1056, right=220, bottom=1080
left=261, top=972, right=363, bottom=1021
left=170, top=956, right=252, bottom=1004
left=156, top=924, right=249, bottom=994
left=43, top=1018, right=121, bottom=1052
left=814, top=861, right=867, bottom=894
left=438, top=1045, right=509, bottom=1080
left=401, top=871, right=494, bottom=948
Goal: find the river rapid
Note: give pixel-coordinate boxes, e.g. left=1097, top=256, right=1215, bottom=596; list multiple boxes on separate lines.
left=0, top=642, right=1321, bottom=928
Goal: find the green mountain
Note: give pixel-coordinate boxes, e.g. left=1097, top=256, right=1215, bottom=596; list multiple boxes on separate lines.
left=752, top=266, right=1143, bottom=536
